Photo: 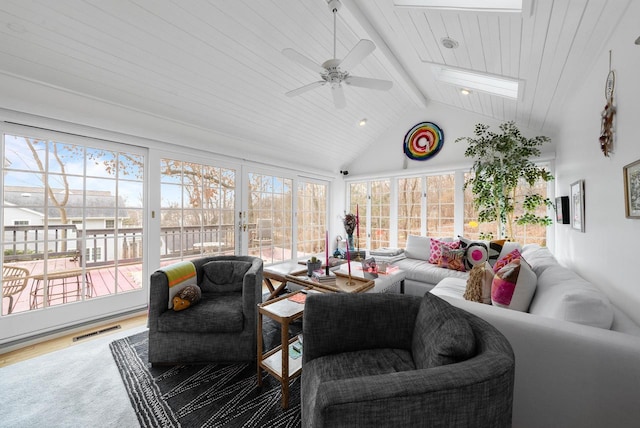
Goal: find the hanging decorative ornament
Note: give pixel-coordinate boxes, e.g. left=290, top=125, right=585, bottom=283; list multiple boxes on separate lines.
left=599, top=50, right=616, bottom=157
left=403, top=122, right=444, bottom=161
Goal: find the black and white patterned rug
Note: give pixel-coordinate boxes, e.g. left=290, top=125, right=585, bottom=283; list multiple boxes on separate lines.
left=110, top=326, right=302, bottom=428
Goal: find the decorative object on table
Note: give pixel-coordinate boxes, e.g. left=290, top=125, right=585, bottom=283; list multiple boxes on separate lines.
left=355, top=204, right=362, bottom=261
left=599, top=50, right=616, bottom=157
left=342, top=212, right=357, bottom=250
left=403, top=121, right=444, bottom=161
left=325, top=230, right=330, bottom=275
left=306, top=256, right=322, bottom=276
left=361, top=257, right=377, bottom=273
left=570, top=179, right=585, bottom=232
left=456, top=121, right=553, bottom=240
left=555, top=196, right=570, bottom=224
left=623, top=159, right=640, bottom=218
left=333, top=235, right=343, bottom=257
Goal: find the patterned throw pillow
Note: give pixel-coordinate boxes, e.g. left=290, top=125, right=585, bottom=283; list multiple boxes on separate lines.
left=491, top=258, right=537, bottom=311
left=458, top=236, right=488, bottom=270
left=428, top=238, right=460, bottom=264
left=487, top=239, right=507, bottom=266
left=464, top=261, right=494, bottom=304
left=493, top=248, right=522, bottom=273
left=439, top=246, right=467, bottom=272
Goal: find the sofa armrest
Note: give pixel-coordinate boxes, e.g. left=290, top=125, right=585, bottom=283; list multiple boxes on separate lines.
left=437, top=295, right=640, bottom=428
left=302, top=293, right=421, bottom=363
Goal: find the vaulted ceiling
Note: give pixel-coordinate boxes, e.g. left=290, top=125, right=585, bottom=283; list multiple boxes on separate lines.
left=0, top=0, right=630, bottom=174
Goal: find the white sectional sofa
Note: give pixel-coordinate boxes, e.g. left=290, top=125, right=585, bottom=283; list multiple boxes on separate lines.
left=395, top=236, right=640, bottom=427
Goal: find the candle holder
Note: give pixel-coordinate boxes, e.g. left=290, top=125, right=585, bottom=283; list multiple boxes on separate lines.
left=345, top=272, right=356, bottom=286
left=354, top=237, right=363, bottom=262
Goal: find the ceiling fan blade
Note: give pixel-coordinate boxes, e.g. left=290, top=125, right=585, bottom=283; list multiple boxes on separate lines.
left=345, top=75, right=393, bottom=91
left=332, top=84, right=346, bottom=109
left=285, top=81, right=326, bottom=97
left=282, top=48, right=325, bottom=74
left=338, top=39, right=375, bottom=71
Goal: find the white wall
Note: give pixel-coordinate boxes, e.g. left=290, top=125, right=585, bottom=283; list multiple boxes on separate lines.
left=554, top=2, right=640, bottom=325
left=345, top=101, right=556, bottom=177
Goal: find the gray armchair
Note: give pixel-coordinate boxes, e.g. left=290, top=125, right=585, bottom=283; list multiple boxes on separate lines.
left=302, top=292, right=515, bottom=427
left=148, top=255, right=263, bottom=365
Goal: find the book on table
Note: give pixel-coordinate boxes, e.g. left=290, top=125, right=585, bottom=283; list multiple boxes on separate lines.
left=311, top=270, right=336, bottom=284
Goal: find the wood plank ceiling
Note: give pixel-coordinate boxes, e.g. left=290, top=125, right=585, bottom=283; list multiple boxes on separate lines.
left=0, top=0, right=631, bottom=174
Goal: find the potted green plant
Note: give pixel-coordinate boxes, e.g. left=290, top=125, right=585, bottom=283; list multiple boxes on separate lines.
left=307, top=256, right=322, bottom=276
left=456, top=121, right=554, bottom=240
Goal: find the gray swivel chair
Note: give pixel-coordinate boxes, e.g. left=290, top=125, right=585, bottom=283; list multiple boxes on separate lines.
left=148, top=255, right=263, bottom=365
left=301, top=292, right=515, bottom=427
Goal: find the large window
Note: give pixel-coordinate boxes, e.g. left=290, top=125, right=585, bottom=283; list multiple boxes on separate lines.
left=348, top=182, right=367, bottom=248
left=370, top=180, right=391, bottom=248
left=247, top=173, right=292, bottom=264
left=296, top=181, right=327, bottom=257
left=426, top=174, right=455, bottom=238
left=398, top=177, right=422, bottom=245
left=160, top=159, right=236, bottom=262
left=2, top=132, right=144, bottom=317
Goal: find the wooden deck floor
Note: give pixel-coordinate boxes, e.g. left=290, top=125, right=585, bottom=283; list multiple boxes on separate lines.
left=2, top=258, right=143, bottom=316
left=3, top=246, right=295, bottom=316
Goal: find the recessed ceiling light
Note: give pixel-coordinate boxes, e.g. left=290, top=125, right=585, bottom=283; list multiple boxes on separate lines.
left=358, top=118, right=367, bottom=127
left=460, top=88, right=471, bottom=95
left=441, top=37, right=459, bottom=49
left=393, top=0, right=522, bottom=13
left=432, top=65, right=521, bottom=99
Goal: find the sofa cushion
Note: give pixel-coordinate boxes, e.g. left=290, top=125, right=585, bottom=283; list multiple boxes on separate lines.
left=412, top=294, right=476, bottom=369
left=464, top=261, right=494, bottom=304
left=394, top=258, right=469, bottom=286
left=460, top=239, right=489, bottom=270
left=520, top=244, right=558, bottom=276
left=161, top=261, right=197, bottom=309
left=428, top=238, right=460, bottom=264
left=529, top=265, right=614, bottom=329
left=491, top=258, right=537, bottom=312
left=404, top=235, right=431, bottom=261
left=439, top=246, right=467, bottom=272
left=156, top=293, right=244, bottom=333
left=200, top=260, right=252, bottom=293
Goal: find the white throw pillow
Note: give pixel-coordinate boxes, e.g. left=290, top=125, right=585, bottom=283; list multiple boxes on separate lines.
left=404, top=235, right=431, bottom=261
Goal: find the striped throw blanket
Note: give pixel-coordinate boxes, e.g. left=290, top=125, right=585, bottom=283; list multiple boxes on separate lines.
left=161, top=261, right=196, bottom=309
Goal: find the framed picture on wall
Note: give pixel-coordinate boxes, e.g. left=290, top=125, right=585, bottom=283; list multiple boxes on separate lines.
left=623, top=159, right=640, bottom=219
left=570, top=180, right=585, bottom=232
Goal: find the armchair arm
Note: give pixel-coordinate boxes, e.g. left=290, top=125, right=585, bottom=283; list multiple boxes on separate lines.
left=306, top=352, right=514, bottom=427
left=302, top=293, right=421, bottom=363
left=241, top=257, right=263, bottom=329
left=148, top=270, right=170, bottom=329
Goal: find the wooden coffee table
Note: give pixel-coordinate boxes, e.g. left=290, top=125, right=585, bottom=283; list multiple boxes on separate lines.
left=285, top=270, right=374, bottom=293
left=262, top=261, right=308, bottom=301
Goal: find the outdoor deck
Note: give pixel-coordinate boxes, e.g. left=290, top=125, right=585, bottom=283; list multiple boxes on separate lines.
left=2, top=246, right=295, bottom=316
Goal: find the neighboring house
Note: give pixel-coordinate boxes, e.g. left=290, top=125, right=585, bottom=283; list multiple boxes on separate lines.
left=2, top=186, right=130, bottom=263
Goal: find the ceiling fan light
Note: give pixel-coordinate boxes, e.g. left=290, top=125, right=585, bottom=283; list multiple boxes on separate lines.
left=432, top=65, right=521, bottom=99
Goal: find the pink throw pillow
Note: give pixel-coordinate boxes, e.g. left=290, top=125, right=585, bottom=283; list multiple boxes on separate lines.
left=428, top=238, right=460, bottom=264
left=493, top=248, right=522, bottom=273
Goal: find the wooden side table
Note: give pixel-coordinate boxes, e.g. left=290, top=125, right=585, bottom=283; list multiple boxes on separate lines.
left=257, top=290, right=319, bottom=409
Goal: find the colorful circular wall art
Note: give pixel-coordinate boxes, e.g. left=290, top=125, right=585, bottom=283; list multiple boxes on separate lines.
left=403, top=122, right=444, bottom=161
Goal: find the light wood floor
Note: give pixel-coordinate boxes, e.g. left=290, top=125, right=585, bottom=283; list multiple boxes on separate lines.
left=0, top=314, right=148, bottom=368
left=1, top=282, right=280, bottom=368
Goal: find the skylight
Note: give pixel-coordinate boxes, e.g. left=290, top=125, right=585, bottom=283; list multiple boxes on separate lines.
left=431, top=65, right=522, bottom=100
left=393, top=0, right=522, bottom=13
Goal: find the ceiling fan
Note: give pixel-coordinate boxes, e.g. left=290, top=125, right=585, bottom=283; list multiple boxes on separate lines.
left=282, top=0, right=393, bottom=109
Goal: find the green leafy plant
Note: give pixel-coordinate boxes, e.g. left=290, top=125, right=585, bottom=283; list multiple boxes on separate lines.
left=456, top=121, right=554, bottom=240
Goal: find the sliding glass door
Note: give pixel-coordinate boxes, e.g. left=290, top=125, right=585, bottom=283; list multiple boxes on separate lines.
left=1, top=126, right=147, bottom=344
